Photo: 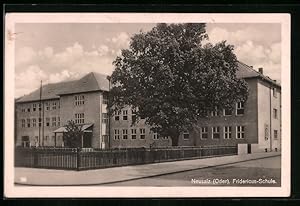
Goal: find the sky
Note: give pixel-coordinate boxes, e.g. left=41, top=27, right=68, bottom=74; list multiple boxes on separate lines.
left=14, top=23, right=281, bottom=98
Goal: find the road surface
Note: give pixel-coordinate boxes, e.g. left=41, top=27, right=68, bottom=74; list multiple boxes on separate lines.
left=104, top=155, right=281, bottom=187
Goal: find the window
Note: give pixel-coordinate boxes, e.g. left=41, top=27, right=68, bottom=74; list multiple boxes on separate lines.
left=140, top=128, right=146, bottom=139
left=32, top=119, right=36, bottom=127
left=132, top=109, right=137, bottom=122
left=200, top=127, right=208, bottom=139
left=122, top=129, right=128, bottom=139
left=236, top=126, right=245, bottom=139
left=27, top=119, right=30, bottom=128
left=102, top=113, right=108, bottom=124
left=57, top=117, right=60, bottom=126
left=21, top=107, right=26, bottom=112
left=224, top=126, right=232, bottom=139
left=153, top=132, right=159, bottom=140
left=114, top=129, right=120, bottom=140
left=75, top=113, right=84, bottom=124
left=183, top=131, right=189, bottom=140
left=21, top=136, right=30, bottom=147
left=212, top=127, right=220, bottom=139
left=274, top=130, right=278, bottom=139
left=38, top=118, right=42, bottom=127
left=273, top=108, right=278, bottom=119
left=27, top=107, right=30, bottom=112
left=75, top=95, right=85, bottom=106
left=223, top=108, right=232, bottom=116
left=236, top=102, right=245, bottom=115
left=103, top=93, right=108, bottom=104
left=38, top=103, right=41, bottom=111
left=46, top=118, right=50, bottom=127
left=52, top=117, right=56, bottom=127
left=21, top=119, right=25, bottom=128
left=273, top=88, right=277, bottom=98
left=122, top=110, right=128, bottom=120
left=131, top=129, right=137, bottom=139
left=211, top=107, right=219, bottom=117
left=33, top=104, right=37, bottom=111
left=45, top=102, right=50, bottom=111
left=114, top=111, right=121, bottom=121
left=58, top=102, right=60, bottom=109
left=52, top=102, right=57, bottom=110
left=163, top=136, right=169, bottom=140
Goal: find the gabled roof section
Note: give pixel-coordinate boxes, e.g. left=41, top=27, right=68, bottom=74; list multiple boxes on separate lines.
left=56, top=72, right=109, bottom=95
left=92, top=72, right=110, bottom=91
left=236, top=61, right=281, bottom=88
left=16, top=72, right=109, bottom=103
left=16, top=81, right=76, bottom=103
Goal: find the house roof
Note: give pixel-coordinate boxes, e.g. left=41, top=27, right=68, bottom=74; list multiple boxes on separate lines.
left=16, top=62, right=280, bottom=103
left=56, top=72, right=109, bottom=95
left=16, top=72, right=109, bottom=103
left=236, top=61, right=281, bottom=88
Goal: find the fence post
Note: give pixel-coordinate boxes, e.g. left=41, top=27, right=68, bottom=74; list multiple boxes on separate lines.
left=77, top=147, right=81, bottom=171
left=33, top=147, right=38, bottom=167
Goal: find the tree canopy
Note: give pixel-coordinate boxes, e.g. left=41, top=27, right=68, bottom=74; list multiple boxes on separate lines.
left=63, top=120, right=83, bottom=148
left=109, top=23, right=249, bottom=146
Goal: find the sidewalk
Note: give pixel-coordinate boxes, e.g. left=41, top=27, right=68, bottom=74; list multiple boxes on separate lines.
left=14, top=152, right=280, bottom=186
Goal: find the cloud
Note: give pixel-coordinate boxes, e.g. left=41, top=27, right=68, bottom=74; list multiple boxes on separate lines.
left=207, top=26, right=281, bottom=82
left=98, top=45, right=109, bottom=56
left=207, top=26, right=278, bottom=46
left=107, top=32, right=130, bottom=48
left=234, top=41, right=281, bottom=82
left=38, top=47, right=54, bottom=58
left=269, top=42, right=281, bottom=64
left=15, top=65, right=47, bottom=97
left=48, top=70, right=83, bottom=84
left=15, top=46, right=36, bottom=66
left=15, top=40, right=121, bottom=97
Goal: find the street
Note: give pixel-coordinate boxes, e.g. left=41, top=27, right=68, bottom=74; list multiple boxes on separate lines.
left=104, top=156, right=281, bottom=187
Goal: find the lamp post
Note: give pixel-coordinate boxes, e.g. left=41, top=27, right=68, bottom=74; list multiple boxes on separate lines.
left=106, top=75, right=111, bottom=149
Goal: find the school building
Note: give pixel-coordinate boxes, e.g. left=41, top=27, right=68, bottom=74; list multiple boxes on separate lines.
left=15, top=61, right=281, bottom=152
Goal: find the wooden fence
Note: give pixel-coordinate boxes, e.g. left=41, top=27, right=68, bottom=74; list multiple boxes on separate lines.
left=15, top=146, right=237, bottom=171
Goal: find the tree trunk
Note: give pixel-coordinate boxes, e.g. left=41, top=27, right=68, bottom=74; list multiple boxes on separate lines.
left=171, top=134, right=179, bottom=146
left=170, top=128, right=180, bottom=147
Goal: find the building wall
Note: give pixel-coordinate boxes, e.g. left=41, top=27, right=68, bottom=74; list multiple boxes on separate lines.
left=15, top=99, right=61, bottom=147
left=15, top=78, right=281, bottom=151
left=188, top=78, right=259, bottom=147
left=59, top=91, right=102, bottom=148
left=110, top=106, right=171, bottom=148
left=257, top=79, right=281, bottom=152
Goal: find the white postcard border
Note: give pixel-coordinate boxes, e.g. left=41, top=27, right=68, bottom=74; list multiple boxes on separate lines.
left=4, top=13, right=291, bottom=198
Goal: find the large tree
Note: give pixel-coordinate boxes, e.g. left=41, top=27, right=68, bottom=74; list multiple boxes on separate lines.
left=109, top=23, right=249, bottom=146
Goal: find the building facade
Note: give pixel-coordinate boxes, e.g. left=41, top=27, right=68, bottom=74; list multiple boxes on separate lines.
left=15, top=62, right=281, bottom=152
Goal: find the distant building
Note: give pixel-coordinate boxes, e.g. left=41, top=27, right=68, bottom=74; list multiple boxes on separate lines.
left=15, top=62, right=281, bottom=152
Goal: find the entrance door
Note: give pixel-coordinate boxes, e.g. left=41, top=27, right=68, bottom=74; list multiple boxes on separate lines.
left=83, top=133, right=92, bottom=148
left=247, top=144, right=252, bottom=154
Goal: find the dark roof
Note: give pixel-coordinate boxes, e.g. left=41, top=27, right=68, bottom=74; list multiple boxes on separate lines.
left=56, top=72, right=109, bottom=95
left=16, top=72, right=109, bottom=103
left=236, top=61, right=281, bottom=88
left=16, top=63, right=280, bottom=103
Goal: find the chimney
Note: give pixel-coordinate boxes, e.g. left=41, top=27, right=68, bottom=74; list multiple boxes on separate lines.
left=258, top=67, right=263, bottom=74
